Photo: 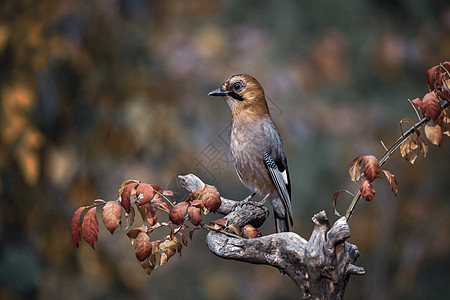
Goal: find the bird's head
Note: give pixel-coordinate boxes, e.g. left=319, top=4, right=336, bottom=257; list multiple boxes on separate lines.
left=208, top=74, right=269, bottom=118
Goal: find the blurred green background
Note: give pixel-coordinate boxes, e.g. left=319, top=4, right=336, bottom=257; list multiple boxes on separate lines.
left=1, top=0, right=449, bottom=299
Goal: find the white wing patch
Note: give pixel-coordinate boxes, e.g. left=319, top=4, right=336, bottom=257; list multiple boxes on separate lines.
left=281, top=170, right=288, bottom=185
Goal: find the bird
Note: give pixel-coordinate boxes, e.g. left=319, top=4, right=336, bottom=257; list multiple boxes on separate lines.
left=208, top=74, right=293, bottom=232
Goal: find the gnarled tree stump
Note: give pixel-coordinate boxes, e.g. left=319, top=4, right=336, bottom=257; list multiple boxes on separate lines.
left=177, top=174, right=365, bottom=299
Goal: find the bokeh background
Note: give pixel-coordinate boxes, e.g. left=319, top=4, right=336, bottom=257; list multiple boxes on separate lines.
left=1, top=1, right=449, bottom=299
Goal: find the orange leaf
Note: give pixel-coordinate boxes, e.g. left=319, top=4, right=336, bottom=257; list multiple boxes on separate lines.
left=362, top=155, right=380, bottom=182
left=360, top=179, right=375, bottom=201
left=102, top=201, right=122, bottom=234
left=382, top=169, right=398, bottom=196
left=135, top=232, right=152, bottom=262
left=424, top=122, right=443, bottom=146
left=71, top=206, right=86, bottom=248
left=82, top=207, right=99, bottom=249
left=348, top=156, right=363, bottom=182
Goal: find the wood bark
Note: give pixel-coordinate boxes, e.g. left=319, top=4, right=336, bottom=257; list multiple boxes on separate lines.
left=178, top=174, right=365, bottom=299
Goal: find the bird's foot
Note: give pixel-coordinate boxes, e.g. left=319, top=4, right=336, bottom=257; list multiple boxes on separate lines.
left=232, top=193, right=268, bottom=211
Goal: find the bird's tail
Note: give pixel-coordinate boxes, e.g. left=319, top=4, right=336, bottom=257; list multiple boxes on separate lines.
left=274, top=210, right=289, bottom=233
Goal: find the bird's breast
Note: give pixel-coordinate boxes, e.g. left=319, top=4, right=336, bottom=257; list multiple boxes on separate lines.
left=230, top=120, right=275, bottom=195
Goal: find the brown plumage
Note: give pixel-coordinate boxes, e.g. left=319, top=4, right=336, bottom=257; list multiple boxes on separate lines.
left=209, top=74, right=293, bottom=232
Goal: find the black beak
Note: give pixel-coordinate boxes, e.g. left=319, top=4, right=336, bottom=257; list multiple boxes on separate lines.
left=208, top=88, right=229, bottom=97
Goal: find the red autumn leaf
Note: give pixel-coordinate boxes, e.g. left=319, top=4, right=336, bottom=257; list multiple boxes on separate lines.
left=349, top=156, right=363, bottom=182
left=169, top=202, right=189, bottom=225
left=185, top=187, right=202, bottom=203
left=127, top=225, right=148, bottom=244
left=151, top=198, right=170, bottom=212
left=422, top=92, right=441, bottom=121
left=243, top=224, right=262, bottom=239
left=201, top=184, right=221, bottom=212
left=426, top=65, right=440, bottom=91
left=82, top=207, right=99, bottom=249
left=163, top=190, right=174, bottom=196
left=179, top=232, right=188, bottom=246
left=424, top=122, right=443, bottom=146
left=145, top=204, right=158, bottom=226
left=102, top=201, right=122, bottom=234
left=363, top=155, right=380, bottom=182
left=360, top=179, right=375, bottom=201
left=120, top=182, right=138, bottom=213
left=211, top=217, right=228, bottom=227
left=71, top=206, right=86, bottom=248
left=135, top=232, right=152, bottom=262
left=411, top=98, right=423, bottom=110
left=136, top=183, right=155, bottom=205
left=188, top=206, right=202, bottom=226
left=382, top=169, right=398, bottom=196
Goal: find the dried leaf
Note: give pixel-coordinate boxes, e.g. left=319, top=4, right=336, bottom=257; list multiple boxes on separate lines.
left=169, top=202, right=189, bottom=225
left=136, top=183, right=154, bottom=205
left=120, top=182, right=138, bottom=213
left=71, top=206, right=86, bottom=248
left=94, top=199, right=106, bottom=205
left=151, top=198, right=170, bottom=212
left=360, top=179, right=375, bottom=201
left=140, top=257, right=154, bottom=275
left=135, top=232, right=152, bottom=262
left=127, top=225, right=148, bottom=245
left=188, top=206, right=202, bottom=226
left=411, top=98, right=423, bottom=110
left=163, top=190, right=173, bottom=196
left=362, top=155, right=380, bottom=182
left=82, top=207, right=99, bottom=249
left=159, top=239, right=177, bottom=263
left=211, top=218, right=228, bottom=227
left=125, top=206, right=136, bottom=230
left=145, top=205, right=157, bottom=226
left=201, top=184, right=221, bottom=212
left=424, top=122, right=443, bottom=146
left=399, top=136, right=419, bottom=164
left=349, top=156, right=363, bottom=182
left=382, top=169, right=398, bottom=196
left=422, top=92, right=441, bottom=121
left=185, top=187, right=202, bottom=203
left=102, top=201, right=122, bottom=234
left=417, top=136, right=428, bottom=157
left=179, top=232, right=188, bottom=246
left=227, top=224, right=242, bottom=236
left=149, top=240, right=163, bottom=269
left=427, top=65, right=440, bottom=91
left=440, top=107, right=450, bottom=136
left=243, top=224, right=262, bottom=239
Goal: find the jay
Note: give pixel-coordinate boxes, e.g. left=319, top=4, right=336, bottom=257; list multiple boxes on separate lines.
left=208, top=74, right=293, bottom=232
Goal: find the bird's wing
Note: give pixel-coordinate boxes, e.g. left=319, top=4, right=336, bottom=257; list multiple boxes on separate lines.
left=261, top=121, right=293, bottom=225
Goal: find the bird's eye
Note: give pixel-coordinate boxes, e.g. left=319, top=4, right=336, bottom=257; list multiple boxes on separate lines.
left=232, top=82, right=243, bottom=92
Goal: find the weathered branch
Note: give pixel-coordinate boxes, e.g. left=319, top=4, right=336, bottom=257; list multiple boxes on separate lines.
left=178, top=174, right=365, bottom=299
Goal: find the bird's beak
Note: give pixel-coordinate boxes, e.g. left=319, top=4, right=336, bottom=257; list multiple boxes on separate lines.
left=208, top=88, right=229, bottom=97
